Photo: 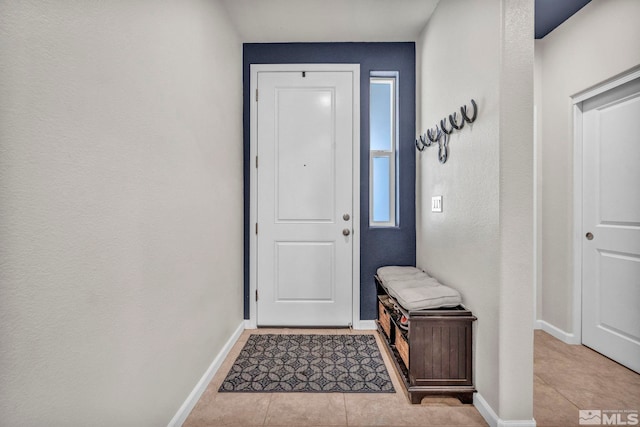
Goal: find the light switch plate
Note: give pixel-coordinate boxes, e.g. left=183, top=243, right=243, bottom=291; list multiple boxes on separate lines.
left=432, top=196, right=443, bottom=213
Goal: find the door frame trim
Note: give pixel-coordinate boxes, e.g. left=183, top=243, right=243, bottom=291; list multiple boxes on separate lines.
left=248, top=63, right=361, bottom=329
left=571, top=67, right=640, bottom=345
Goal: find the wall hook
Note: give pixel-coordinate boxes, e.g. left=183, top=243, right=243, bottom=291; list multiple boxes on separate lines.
left=438, top=133, right=449, bottom=164
left=427, top=126, right=442, bottom=143
left=440, top=117, right=453, bottom=135
left=415, top=99, right=479, bottom=164
left=449, top=112, right=465, bottom=130
left=416, top=133, right=431, bottom=151
left=461, top=99, right=477, bottom=123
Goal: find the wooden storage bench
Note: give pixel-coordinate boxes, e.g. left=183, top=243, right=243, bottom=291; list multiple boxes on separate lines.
left=377, top=295, right=394, bottom=340
left=375, top=276, right=477, bottom=404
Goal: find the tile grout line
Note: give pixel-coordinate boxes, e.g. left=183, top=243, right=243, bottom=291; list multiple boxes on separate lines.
left=533, top=373, right=550, bottom=386
left=547, top=383, right=584, bottom=412
left=534, top=357, right=582, bottom=413
left=342, top=393, right=350, bottom=427
left=343, top=392, right=350, bottom=427
left=261, top=393, right=274, bottom=426
left=534, top=358, right=584, bottom=413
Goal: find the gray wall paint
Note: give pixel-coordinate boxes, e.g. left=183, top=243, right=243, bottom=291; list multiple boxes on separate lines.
left=0, top=1, right=244, bottom=425
left=417, top=0, right=534, bottom=420
left=536, top=0, right=640, bottom=334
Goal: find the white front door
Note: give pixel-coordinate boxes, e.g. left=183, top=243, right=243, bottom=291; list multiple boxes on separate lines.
left=581, top=77, right=640, bottom=373
left=256, top=69, right=355, bottom=326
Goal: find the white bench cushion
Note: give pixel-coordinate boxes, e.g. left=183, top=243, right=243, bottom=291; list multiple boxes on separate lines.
left=376, top=266, right=462, bottom=310
left=376, top=266, right=429, bottom=282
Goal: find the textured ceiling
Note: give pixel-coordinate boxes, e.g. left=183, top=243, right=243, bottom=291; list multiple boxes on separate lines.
left=221, top=0, right=440, bottom=43
left=221, top=0, right=590, bottom=43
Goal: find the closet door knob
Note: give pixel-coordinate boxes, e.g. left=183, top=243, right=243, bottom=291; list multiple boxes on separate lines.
left=585, top=232, right=594, bottom=240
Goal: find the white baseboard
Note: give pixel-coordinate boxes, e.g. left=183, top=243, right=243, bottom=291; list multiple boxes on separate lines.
left=244, top=319, right=257, bottom=329
left=474, top=393, right=536, bottom=427
left=354, top=320, right=377, bottom=330
left=167, top=321, right=245, bottom=427
left=499, top=421, right=537, bottom=427
left=475, top=393, right=500, bottom=427
left=535, top=320, right=580, bottom=345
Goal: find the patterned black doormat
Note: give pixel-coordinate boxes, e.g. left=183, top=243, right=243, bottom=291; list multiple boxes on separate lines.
left=219, top=334, right=395, bottom=393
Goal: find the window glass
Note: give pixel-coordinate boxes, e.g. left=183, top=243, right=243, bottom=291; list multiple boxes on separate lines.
left=372, top=157, right=391, bottom=222
left=370, top=82, right=392, bottom=151
left=369, top=74, right=397, bottom=226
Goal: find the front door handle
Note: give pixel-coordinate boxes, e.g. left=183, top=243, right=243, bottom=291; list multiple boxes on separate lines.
left=342, top=229, right=351, bottom=236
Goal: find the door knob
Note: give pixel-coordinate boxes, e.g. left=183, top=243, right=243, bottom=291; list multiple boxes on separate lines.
left=342, top=228, right=351, bottom=236
left=585, top=232, right=594, bottom=240
left=343, top=213, right=350, bottom=221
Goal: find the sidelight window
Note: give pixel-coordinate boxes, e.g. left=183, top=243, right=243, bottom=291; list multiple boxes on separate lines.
left=369, top=74, right=398, bottom=226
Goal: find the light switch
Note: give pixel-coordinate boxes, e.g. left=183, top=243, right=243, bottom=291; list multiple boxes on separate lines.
left=431, top=196, right=443, bottom=213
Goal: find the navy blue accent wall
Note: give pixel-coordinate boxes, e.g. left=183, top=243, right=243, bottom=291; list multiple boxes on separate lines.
left=535, top=0, right=591, bottom=39
left=243, top=43, right=416, bottom=321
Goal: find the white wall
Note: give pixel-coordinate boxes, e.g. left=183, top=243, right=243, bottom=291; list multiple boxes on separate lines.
left=0, top=1, right=243, bottom=425
left=537, top=0, right=640, bottom=334
left=417, top=0, right=533, bottom=422
left=534, top=43, right=544, bottom=323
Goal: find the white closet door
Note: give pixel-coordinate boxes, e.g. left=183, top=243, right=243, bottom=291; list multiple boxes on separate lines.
left=582, top=77, right=640, bottom=373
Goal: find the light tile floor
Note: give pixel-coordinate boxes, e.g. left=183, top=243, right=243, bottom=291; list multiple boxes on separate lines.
left=184, top=328, right=640, bottom=427
left=533, top=330, right=640, bottom=426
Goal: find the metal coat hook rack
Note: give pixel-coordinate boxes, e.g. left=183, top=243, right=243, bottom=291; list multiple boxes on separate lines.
left=415, top=99, right=478, bottom=164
